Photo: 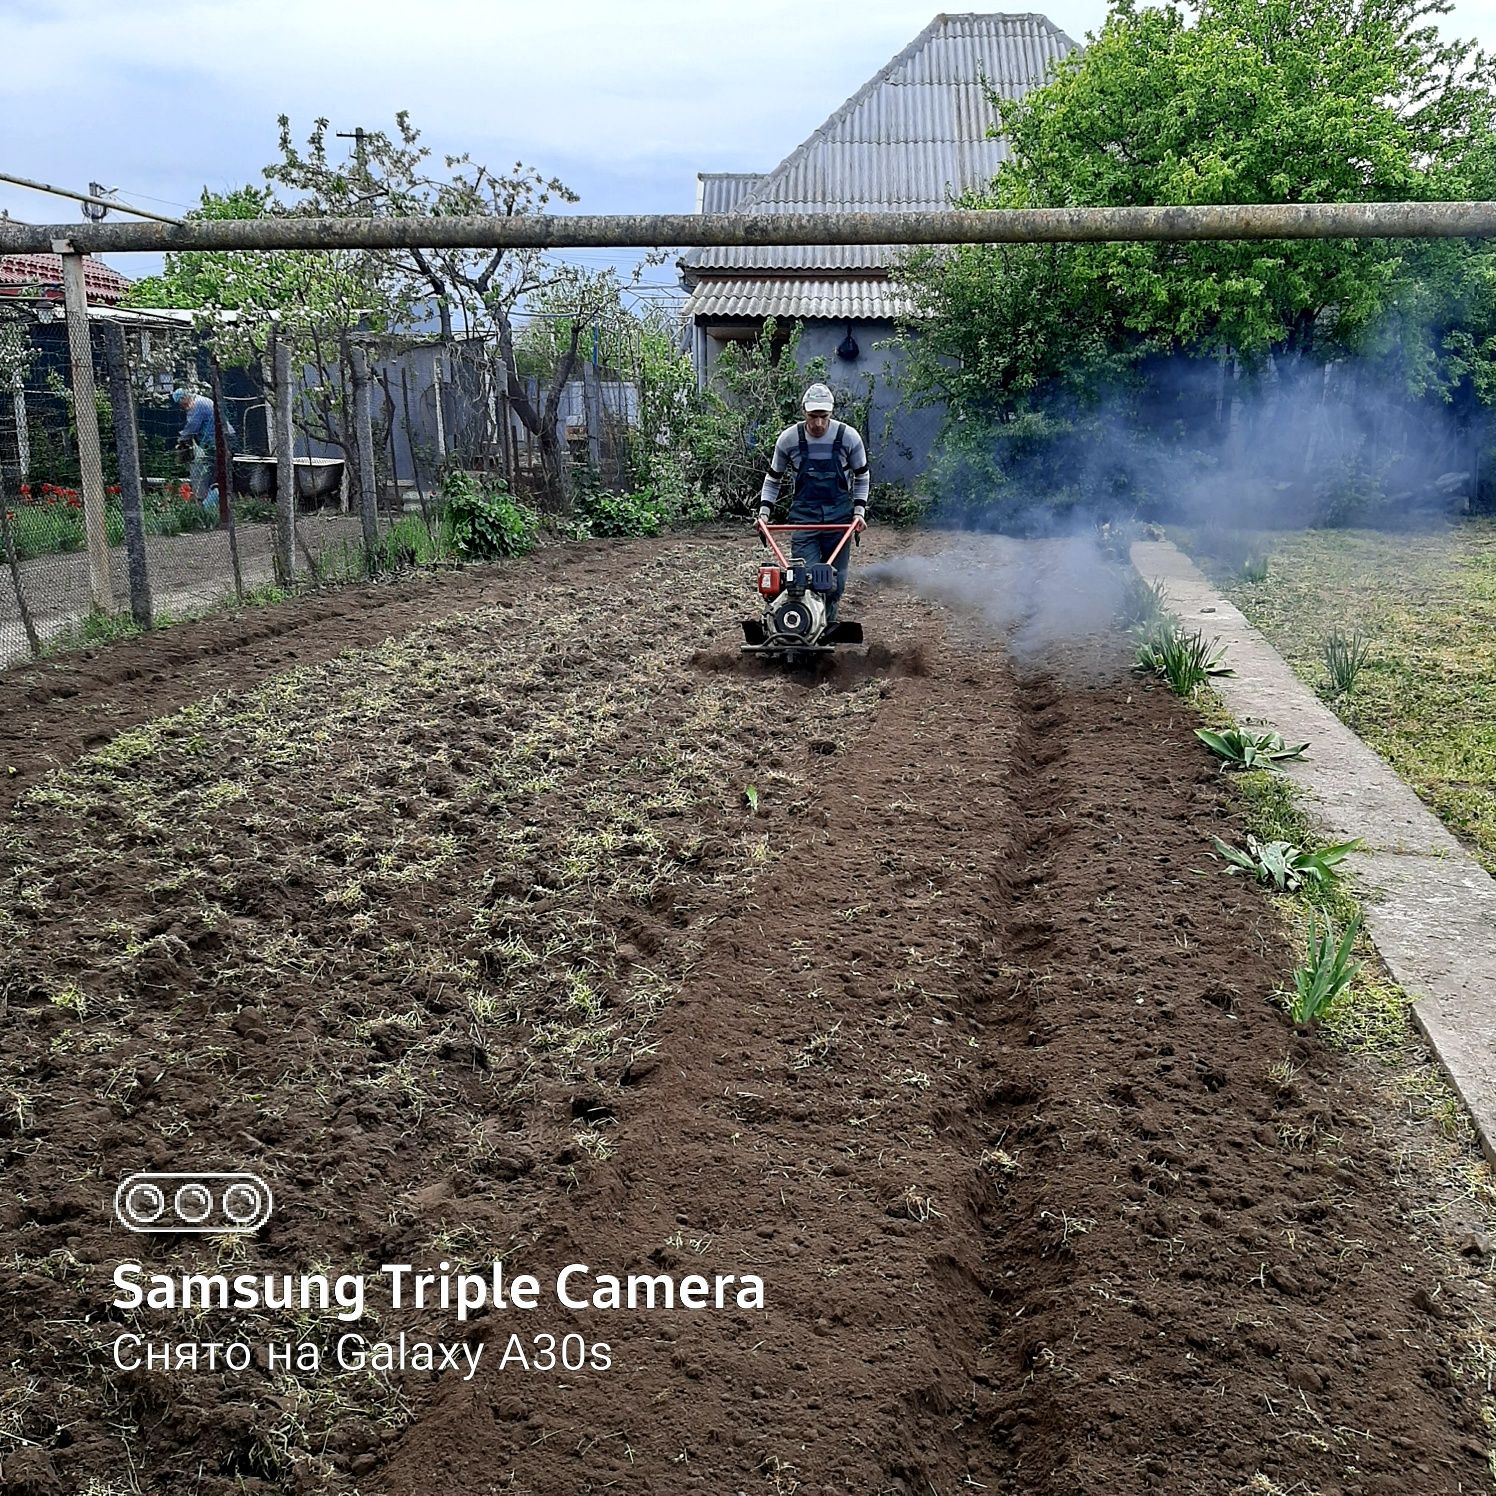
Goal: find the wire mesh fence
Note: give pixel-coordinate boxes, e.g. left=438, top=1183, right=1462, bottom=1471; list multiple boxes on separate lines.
left=0, top=289, right=666, bottom=668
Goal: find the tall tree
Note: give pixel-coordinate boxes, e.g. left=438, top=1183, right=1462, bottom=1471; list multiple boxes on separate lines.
left=898, top=0, right=1496, bottom=422
left=266, top=113, right=614, bottom=499
left=125, top=185, right=395, bottom=494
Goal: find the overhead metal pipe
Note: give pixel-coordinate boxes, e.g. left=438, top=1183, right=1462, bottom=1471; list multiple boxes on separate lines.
left=8, top=201, right=1496, bottom=256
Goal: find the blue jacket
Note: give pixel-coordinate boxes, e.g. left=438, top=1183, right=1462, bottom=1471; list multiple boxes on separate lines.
left=179, top=396, right=234, bottom=447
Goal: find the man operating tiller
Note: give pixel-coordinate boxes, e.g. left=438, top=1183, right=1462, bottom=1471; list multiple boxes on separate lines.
left=757, top=382, right=870, bottom=625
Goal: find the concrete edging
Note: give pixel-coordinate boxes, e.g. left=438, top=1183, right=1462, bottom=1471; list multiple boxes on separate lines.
left=1132, top=539, right=1496, bottom=1164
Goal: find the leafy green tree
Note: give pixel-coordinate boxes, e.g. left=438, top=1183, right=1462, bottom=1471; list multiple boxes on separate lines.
left=898, top=0, right=1496, bottom=419
left=129, top=117, right=621, bottom=503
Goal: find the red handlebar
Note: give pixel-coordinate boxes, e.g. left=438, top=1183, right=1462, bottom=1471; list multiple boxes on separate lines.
left=756, top=518, right=861, bottom=567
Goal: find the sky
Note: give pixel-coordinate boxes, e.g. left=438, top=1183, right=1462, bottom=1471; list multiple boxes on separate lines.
left=4, top=0, right=1496, bottom=311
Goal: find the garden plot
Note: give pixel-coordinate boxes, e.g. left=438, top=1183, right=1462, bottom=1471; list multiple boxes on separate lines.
left=1, top=531, right=1493, bottom=1496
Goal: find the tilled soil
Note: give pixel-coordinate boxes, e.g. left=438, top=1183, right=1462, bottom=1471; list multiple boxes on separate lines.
left=0, top=530, right=1491, bottom=1495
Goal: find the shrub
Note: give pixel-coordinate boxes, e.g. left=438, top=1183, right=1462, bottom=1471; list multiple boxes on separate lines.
left=1133, top=622, right=1233, bottom=695
left=1118, top=574, right=1172, bottom=632
left=572, top=453, right=714, bottom=539
left=578, top=488, right=669, bottom=538
left=1211, top=834, right=1360, bottom=892
left=439, top=472, right=538, bottom=560
left=233, top=497, right=278, bottom=524
left=377, top=514, right=441, bottom=570
left=1314, top=455, right=1392, bottom=528
left=868, top=481, right=930, bottom=529
left=174, top=498, right=218, bottom=535
left=1194, top=727, right=1308, bottom=770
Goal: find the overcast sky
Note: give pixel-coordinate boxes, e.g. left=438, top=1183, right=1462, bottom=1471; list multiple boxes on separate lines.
left=4, top=0, right=1496, bottom=306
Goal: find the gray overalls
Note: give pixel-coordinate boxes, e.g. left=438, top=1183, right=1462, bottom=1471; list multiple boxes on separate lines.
left=788, top=422, right=854, bottom=616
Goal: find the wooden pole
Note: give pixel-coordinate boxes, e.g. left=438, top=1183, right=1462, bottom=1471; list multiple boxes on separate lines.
left=209, top=354, right=244, bottom=601
left=0, top=494, right=41, bottom=658
left=102, top=322, right=152, bottom=628
left=272, top=332, right=296, bottom=585
left=57, top=247, right=112, bottom=612
left=349, top=341, right=379, bottom=558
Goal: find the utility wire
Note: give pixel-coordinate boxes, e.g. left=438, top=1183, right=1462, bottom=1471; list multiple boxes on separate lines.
left=0, top=171, right=183, bottom=226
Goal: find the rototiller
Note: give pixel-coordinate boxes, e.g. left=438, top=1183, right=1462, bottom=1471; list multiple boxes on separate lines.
left=741, top=519, right=864, bottom=656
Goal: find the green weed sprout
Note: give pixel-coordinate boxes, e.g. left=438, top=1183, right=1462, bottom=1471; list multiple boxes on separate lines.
left=1286, top=914, right=1362, bottom=1025
left=1323, top=628, right=1372, bottom=696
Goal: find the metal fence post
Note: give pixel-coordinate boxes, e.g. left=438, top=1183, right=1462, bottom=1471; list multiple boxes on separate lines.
left=432, top=351, right=447, bottom=464
left=350, top=341, right=378, bottom=557
left=272, top=333, right=296, bottom=585
left=399, top=365, right=431, bottom=529
left=102, top=322, right=152, bottom=629
left=57, top=245, right=113, bottom=613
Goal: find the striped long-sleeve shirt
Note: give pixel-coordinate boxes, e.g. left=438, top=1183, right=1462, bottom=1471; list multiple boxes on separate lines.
left=758, top=421, right=871, bottom=512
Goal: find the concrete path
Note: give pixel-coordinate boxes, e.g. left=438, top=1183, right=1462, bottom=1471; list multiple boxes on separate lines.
left=1134, top=540, right=1496, bottom=1163
left=0, top=515, right=367, bottom=668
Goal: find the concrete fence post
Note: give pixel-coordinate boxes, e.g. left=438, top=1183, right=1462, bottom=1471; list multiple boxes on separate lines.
left=57, top=246, right=112, bottom=613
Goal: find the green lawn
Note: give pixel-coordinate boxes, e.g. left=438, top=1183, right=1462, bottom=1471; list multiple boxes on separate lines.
left=1194, top=518, right=1496, bottom=875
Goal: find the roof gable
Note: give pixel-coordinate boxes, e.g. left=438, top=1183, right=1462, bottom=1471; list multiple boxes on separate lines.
left=687, top=12, right=1078, bottom=278
left=739, top=12, right=1075, bottom=214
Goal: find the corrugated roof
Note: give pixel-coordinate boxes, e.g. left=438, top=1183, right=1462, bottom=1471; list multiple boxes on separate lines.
left=685, top=13, right=1077, bottom=280
left=696, top=173, right=765, bottom=214
left=684, top=277, right=911, bottom=322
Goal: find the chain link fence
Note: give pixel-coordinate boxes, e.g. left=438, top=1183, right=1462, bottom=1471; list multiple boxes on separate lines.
left=0, top=301, right=643, bottom=668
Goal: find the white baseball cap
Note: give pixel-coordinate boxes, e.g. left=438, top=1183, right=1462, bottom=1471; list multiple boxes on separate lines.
left=801, top=383, right=834, bottom=412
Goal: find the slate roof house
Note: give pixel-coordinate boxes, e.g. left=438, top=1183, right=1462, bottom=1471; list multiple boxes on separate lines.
left=680, top=12, right=1078, bottom=481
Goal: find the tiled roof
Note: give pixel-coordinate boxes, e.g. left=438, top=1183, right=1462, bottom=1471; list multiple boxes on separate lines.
left=0, top=252, right=133, bottom=304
